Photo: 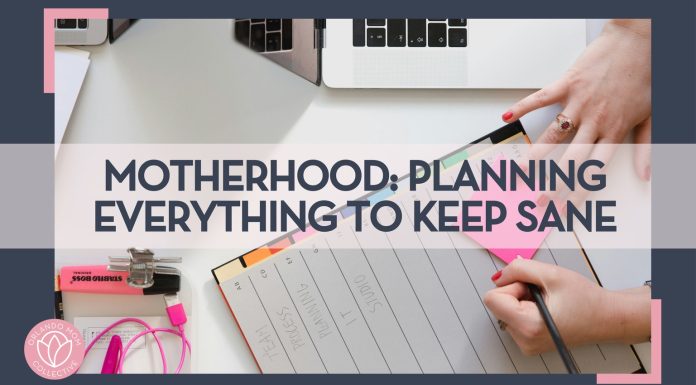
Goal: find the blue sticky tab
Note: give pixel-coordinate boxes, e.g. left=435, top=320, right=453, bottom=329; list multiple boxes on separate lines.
left=368, top=188, right=394, bottom=205
left=341, top=206, right=356, bottom=219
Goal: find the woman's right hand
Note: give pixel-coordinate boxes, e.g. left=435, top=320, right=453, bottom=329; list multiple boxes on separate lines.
left=501, top=19, right=652, bottom=209
left=483, top=258, right=651, bottom=355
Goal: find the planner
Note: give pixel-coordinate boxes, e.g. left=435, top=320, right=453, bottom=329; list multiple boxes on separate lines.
left=212, top=122, right=643, bottom=374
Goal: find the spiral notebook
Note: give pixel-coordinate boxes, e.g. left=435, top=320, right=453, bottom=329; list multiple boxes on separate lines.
left=212, top=122, right=643, bottom=373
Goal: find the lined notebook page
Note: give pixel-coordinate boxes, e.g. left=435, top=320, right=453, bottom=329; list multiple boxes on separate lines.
left=213, top=125, right=642, bottom=373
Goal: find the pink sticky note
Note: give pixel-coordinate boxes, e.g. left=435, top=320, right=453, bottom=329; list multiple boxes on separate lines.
left=460, top=157, right=550, bottom=264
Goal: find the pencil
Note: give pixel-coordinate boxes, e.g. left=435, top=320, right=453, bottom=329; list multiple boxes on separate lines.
left=54, top=275, right=64, bottom=320
left=527, top=283, right=579, bottom=373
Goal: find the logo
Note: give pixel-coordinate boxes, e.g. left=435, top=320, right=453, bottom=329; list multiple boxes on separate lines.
left=69, top=274, right=122, bottom=284
left=24, top=319, right=84, bottom=380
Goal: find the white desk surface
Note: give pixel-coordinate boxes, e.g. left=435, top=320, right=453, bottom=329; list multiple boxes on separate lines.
left=57, top=19, right=650, bottom=373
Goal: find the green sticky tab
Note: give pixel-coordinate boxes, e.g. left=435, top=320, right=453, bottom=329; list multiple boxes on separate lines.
left=442, top=150, right=469, bottom=169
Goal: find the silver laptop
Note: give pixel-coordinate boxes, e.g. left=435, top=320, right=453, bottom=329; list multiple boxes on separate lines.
left=233, top=19, right=586, bottom=88
left=54, top=19, right=108, bottom=45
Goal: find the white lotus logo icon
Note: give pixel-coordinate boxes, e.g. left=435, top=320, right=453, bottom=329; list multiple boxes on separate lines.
left=36, top=331, right=73, bottom=368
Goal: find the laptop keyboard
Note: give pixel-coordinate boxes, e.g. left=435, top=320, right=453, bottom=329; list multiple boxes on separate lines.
left=55, top=19, right=88, bottom=29
left=235, top=19, right=293, bottom=52
left=353, top=19, right=467, bottom=48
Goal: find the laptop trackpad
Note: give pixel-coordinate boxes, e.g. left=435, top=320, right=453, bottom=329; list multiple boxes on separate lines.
left=352, top=50, right=468, bottom=88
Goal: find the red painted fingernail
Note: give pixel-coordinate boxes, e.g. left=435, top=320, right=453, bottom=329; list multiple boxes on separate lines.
left=491, top=270, right=502, bottom=281
left=502, top=111, right=513, bottom=121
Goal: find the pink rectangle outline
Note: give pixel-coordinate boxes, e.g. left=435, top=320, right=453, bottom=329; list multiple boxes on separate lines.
left=43, top=12, right=662, bottom=381
left=44, top=8, right=108, bottom=93
left=597, top=299, right=661, bottom=384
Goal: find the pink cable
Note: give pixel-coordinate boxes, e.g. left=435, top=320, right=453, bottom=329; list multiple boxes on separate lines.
left=84, top=318, right=168, bottom=373
left=175, top=326, right=189, bottom=373
left=84, top=317, right=190, bottom=374
left=117, top=326, right=191, bottom=374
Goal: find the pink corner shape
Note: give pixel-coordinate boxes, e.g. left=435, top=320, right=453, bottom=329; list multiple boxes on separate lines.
left=597, top=299, right=662, bottom=384
left=44, top=8, right=108, bottom=93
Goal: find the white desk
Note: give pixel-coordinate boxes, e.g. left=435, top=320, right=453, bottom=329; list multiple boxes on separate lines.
left=57, top=19, right=650, bottom=373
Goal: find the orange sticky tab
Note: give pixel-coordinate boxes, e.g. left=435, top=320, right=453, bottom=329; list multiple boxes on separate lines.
left=269, top=238, right=292, bottom=254
left=242, top=247, right=272, bottom=266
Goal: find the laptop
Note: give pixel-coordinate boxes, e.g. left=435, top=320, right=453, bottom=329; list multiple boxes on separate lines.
left=233, top=19, right=586, bottom=88
left=55, top=19, right=108, bottom=45
left=55, top=19, right=136, bottom=45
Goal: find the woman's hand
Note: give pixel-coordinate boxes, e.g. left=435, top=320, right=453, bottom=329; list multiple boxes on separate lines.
left=501, top=20, right=652, bottom=206
left=483, top=258, right=651, bottom=355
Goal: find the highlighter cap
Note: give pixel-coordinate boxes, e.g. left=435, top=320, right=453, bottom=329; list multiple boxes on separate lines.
left=144, top=273, right=181, bottom=295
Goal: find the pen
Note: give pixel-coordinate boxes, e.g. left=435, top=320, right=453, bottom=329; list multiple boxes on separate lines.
left=54, top=276, right=64, bottom=320
left=527, top=283, right=579, bottom=374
